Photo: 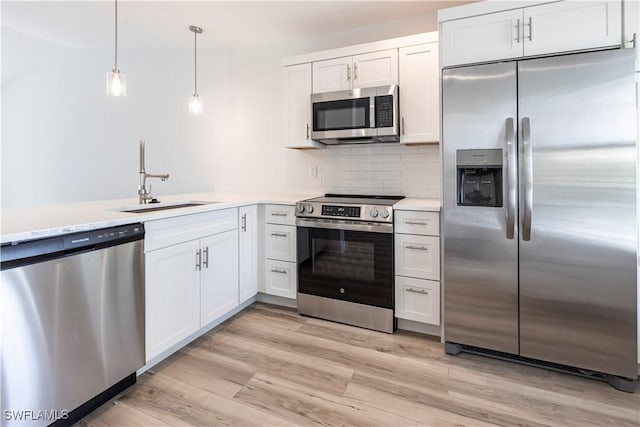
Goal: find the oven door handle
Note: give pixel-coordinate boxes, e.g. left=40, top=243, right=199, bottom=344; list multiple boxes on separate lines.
left=296, top=218, right=393, bottom=234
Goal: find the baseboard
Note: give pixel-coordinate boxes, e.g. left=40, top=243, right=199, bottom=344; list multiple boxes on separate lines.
left=256, top=292, right=297, bottom=308
left=396, top=318, right=441, bottom=337
left=139, top=296, right=256, bottom=374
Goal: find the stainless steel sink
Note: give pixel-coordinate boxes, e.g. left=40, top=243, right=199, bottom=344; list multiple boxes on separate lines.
left=119, top=201, right=217, bottom=213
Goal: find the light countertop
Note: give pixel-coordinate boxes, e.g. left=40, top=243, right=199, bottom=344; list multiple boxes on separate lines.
left=1, top=192, right=441, bottom=244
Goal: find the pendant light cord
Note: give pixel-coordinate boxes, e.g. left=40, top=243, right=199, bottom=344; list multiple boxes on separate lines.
left=194, top=29, right=198, bottom=95
left=114, top=0, right=118, bottom=71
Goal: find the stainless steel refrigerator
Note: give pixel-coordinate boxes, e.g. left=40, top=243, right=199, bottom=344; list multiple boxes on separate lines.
left=442, top=48, right=637, bottom=391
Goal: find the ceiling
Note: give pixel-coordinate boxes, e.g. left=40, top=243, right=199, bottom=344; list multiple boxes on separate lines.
left=1, top=1, right=473, bottom=49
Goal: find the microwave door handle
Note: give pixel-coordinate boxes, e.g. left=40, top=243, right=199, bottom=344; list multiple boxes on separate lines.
left=370, top=97, right=376, bottom=128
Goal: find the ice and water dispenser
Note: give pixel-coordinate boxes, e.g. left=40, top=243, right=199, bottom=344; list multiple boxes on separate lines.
left=456, top=149, right=503, bottom=207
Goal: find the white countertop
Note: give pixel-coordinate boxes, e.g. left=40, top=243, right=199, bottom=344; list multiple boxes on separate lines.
left=1, top=192, right=441, bottom=244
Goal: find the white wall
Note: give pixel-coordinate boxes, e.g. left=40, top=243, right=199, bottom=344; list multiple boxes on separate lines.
left=1, top=13, right=439, bottom=208
left=1, top=27, right=232, bottom=208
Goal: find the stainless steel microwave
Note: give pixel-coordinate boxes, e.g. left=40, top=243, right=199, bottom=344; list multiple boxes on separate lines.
left=310, top=85, right=399, bottom=145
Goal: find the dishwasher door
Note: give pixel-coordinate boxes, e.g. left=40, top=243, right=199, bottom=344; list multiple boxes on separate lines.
left=1, top=225, right=145, bottom=427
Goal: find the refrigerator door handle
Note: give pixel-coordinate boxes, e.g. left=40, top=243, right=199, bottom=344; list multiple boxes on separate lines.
left=505, top=117, right=516, bottom=239
left=522, top=117, right=533, bottom=241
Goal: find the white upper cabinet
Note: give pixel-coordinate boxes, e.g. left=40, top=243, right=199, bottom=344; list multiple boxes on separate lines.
left=283, top=63, right=321, bottom=149
left=441, top=1, right=623, bottom=67
left=441, top=9, right=523, bottom=67
left=399, top=43, right=440, bottom=144
left=313, top=49, right=398, bottom=93
left=352, top=49, right=399, bottom=89
left=523, top=1, right=622, bottom=56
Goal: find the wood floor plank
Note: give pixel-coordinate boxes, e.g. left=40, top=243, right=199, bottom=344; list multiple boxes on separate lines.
left=234, top=373, right=427, bottom=427
left=78, top=303, right=640, bottom=427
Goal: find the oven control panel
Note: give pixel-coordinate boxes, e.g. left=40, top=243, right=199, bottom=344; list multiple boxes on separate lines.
left=296, top=202, right=393, bottom=223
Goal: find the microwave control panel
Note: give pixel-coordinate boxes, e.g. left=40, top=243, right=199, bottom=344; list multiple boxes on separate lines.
left=375, top=95, right=394, bottom=128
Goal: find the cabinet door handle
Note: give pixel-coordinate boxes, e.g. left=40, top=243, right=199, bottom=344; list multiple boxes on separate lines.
left=401, top=117, right=405, bottom=135
left=405, top=220, right=427, bottom=225
left=526, top=16, right=533, bottom=41
left=202, top=246, right=209, bottom=269
left=514, top=18, right=521, bottom=43
left=406, top=245, right=428, bottom=251
left=306, top=123, right=310, bottom=139
left=353, top=63, right=358, bottom=81
left=271, top=232, right=287, bottom=237
left=271, top=268, right=287, bottom=274
left=406, top=287, right=429, bottom=295
left=242, top=213, right=247, bottom=232
left=346, top=64, right=351, bottom=81
left=195, top=249, right=202, bottom=271
left=271, top=212, right=288, bottom=217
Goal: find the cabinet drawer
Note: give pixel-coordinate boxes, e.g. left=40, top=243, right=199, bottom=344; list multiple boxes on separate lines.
left=265, top=224, right=296, bottom=262
left=145, top=208, right=238, bottom=252
left=395, top=276, right=440, bottom=325
left=395, top=211, right=439, bottom=236
left=395, top=234, right=440, bottom=280
left=264, top=259, right=297, bottom=299
left=265, top=204, right=296, bottom=225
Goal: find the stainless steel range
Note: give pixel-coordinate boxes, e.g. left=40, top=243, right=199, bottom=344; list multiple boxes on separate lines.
left=295, top=194, right=404, bottom=333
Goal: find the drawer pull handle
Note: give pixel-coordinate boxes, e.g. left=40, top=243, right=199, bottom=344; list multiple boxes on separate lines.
left=271, top=268, right=287, bottom=274
left=271, top=212, right=288, bottom=217
left=405, top=221, right=428, bottom=225
left=406, top=245, right=428, bottom=251
left=271, top=232, right=288, bottom=237
left=406, top=287, right=429, bottom=295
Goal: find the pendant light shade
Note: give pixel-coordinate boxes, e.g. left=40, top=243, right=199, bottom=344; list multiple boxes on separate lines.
left=107, top=0, right=126, bottom=96
left=189, top=25, right=204, bottom=115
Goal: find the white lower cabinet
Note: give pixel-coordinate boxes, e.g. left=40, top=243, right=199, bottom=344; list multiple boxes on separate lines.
left=145, top=239, right=201, bottom=361
left=144, top=208, right=242, bottom=362
left=200, top=230, right=239, bottom=326
left=394, top=209, right=441, bottom=328
left=239, top=205, right=259, bottom=303
left=395, top=276, right=440, bottom=325
left=264, top=259, right=297, bottom=299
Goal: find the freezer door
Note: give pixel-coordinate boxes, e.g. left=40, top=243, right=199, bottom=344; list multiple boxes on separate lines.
left=443, top=62, right=520, bottom=354
left=518, top=49, right=637, bottom=379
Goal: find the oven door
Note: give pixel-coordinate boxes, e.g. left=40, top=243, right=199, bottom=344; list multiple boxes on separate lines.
left=297, top=220, right=394, bottom=309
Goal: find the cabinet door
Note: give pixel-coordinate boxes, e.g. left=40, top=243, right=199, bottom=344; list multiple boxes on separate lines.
left=264, top=259, right=297, bottom=299
left=441, top=9, right=523, bottom=67
left=395, top=234, right=440, bottom=280
left=200, top=230, right=239, bottom=326
left=313, top=57, right=352, bottom=93
left=352, top=49, right=398, bottom=89
left=283, top=63, right=316, bottom=149
left=265, top=223, right=296, bottom=262
left=523, top=1, right=622, bottom=56
left=145, top=240, right=201, bottom=361
left=395, top=276, right=440, bottom=325
left=239, top=205, right=259, bottom=304
left=399, top=43, right=439, bottom=144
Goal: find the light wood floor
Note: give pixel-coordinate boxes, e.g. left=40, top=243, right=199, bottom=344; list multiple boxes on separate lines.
left=79, top=303, right=640, bottom=427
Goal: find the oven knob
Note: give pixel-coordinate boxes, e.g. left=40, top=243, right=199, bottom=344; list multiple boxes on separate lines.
left=306, top=204, right=314, bottom=213
left=340, top=288, right=345, bottom=294
left=369, top=208, right=379, bottom=218
left=297, top=204, right=305, bottom=213
left=380, top=208, right=390, bottom=219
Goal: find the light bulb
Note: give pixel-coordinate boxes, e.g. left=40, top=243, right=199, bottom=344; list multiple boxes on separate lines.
left=106, top=70, right=126, bottom=96
left=189, top=94, right=203, bottom=115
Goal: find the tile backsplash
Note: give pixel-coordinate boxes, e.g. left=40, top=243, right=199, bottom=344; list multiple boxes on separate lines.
left=308, top=144, right=441, bottom=198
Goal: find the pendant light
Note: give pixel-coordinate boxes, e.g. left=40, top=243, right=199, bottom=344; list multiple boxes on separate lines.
left=188, top=26, right=204, bottom=115
left=106, top=0, right=126, bottom=96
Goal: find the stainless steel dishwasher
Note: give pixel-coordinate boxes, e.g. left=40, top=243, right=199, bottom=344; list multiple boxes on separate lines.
left=1, top=223, right=145, bottom=427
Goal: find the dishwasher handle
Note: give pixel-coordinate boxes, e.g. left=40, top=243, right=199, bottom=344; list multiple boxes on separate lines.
left=1, top=223, right=145, bottom=270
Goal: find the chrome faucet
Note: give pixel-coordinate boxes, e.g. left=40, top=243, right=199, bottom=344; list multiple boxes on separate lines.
left=138, top=139, right=170, bottom=204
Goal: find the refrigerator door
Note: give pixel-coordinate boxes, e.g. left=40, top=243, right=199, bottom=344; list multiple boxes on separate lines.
left=443, top=62, right=520, bottom=354
left=518, top=49, right=637, bottom=378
